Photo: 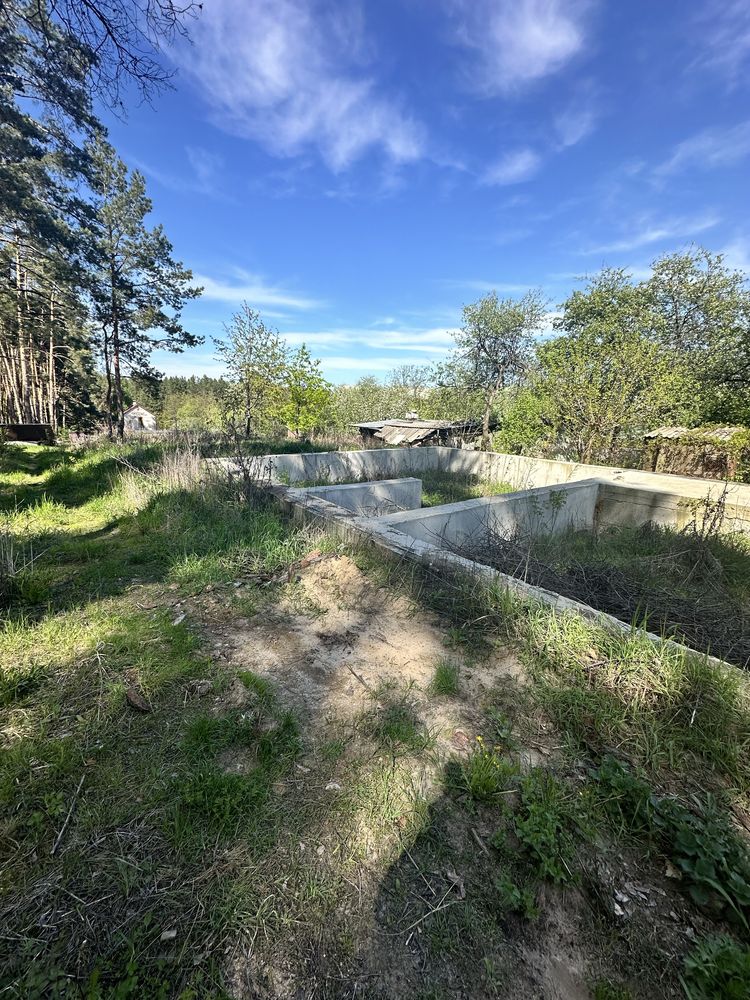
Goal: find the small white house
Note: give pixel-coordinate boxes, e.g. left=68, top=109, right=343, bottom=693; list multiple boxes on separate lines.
left=123, top=402, right=157, bottom=432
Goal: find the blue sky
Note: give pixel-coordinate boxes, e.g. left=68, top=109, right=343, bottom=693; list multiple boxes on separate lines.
left=103, top=0, right=750, bottom=384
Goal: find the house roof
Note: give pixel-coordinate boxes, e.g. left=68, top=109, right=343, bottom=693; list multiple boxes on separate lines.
left=123, top=402, right=154, bottom=417
left=645, top=425, right=745, bottom=442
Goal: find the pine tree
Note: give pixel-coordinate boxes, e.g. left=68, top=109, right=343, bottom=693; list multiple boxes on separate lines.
left=88, top=137, right=201, bottom=437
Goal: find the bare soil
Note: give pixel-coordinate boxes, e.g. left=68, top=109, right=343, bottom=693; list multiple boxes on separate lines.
left=181, top=554, right=710, bottom=999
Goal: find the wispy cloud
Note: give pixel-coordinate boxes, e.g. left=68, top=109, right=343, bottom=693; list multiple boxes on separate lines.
left=282, top=326, right=458, bottom=354
left=483, top=148, right=541, bottom=186
left=133, top=146, right=227, bottom=198
left=173, top=0, right=424, bottom=171
left=582, top=213, right=720, bottom=255
left=185, top=146, right=223, bottom=187
left=692, top=1, right=750, bottom=86
left=554, top=88, right=599, bottom=148
left=721, top=237, right=750, bottom=276
left=195, top=268, right=323, bottom=310
left=654, top=121, right=750, bottom=175
left=445, top=0, right=593, bottom=95
left=440, top=278, right=531, bottom=294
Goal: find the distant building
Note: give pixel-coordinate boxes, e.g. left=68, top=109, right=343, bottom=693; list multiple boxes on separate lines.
left=353, top=417, right=484, bottom=447
left=643, top=425, right=748, bottom=480
left=123, top=403, right=157, bottom=432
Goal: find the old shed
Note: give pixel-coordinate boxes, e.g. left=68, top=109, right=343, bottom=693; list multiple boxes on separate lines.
left=354, top=418, right=483, bottom=447
left=123, top=403, right=157, bottom=432
left=644, top=426, right=749, bottom=480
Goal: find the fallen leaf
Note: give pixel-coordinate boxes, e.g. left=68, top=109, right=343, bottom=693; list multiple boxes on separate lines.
left=126, top=686, right=151, bottom=713
left=446, top=868, right=466, bottom=899
left=451, top=729, right=471, bottom=752
left=188, top=679, right=213, bottom=698
left=665, top=861, right=682, bottom=880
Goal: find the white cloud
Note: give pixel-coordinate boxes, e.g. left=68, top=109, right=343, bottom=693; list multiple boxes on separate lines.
left=441, top=279, right=531, bottom=294
left=582, top=213, right=721, bottom=255
left=692, top=1, right=750, bottom=86
left=282, top=326, right=458, bottom=354
left=445, top=0, right=592, bottom=95
left=195, top=269, right=323, bottom=310
left=721, top=237, right=750, bottom=276
left=319, top=355, right=446, bottom=373
left=173, top=0, right=424, bottom=171
left=654, top=122, right=750, bottom=175
left=185, top=146, right=223, bottom=187
left=133, top=149, right=227, bottom=198
left=483, top=148, right=541, bottom=186
left=554, top=100, right=598, bottom=148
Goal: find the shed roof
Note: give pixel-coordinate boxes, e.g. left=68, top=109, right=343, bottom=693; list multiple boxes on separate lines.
left=645, top=425, right=745, bottom=442
left=353, top=417, right=482, bottom=446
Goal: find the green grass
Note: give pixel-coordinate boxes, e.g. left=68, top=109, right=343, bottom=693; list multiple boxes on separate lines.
left=4, top=442, right=750, bottom=997
left=365, top=688, right=435, bottom=755
left=282, top=466, right=513, bottom=507
left=419, top=469, right=513, bottom=507
left=0, top=442, right=323, bottom=997
left=429, top=657, right=460, bottom=695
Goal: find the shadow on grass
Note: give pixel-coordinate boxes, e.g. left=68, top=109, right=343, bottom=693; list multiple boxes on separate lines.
left=2, top=447, right=748, bottom=998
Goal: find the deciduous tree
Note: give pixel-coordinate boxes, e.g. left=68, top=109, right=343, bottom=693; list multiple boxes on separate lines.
left=446, top=290, right=547, bottom=449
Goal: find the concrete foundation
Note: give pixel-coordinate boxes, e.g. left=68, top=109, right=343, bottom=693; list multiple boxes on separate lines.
left=377, top=481, right=599, bottom=546
left=253, top=445, right=750, bottom=526
left=291, top=477, right=422, bottom=516
left=249, top=446, right=750, bottom=669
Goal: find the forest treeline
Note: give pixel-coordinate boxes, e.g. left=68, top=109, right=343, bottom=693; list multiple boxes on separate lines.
left=2, top=4, right=749, bottom=463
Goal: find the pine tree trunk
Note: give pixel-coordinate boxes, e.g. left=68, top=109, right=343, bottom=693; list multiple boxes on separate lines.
left=112, top=319, right=125, bottom=440
left=15, top=242, right=31, bottom=422
left=48, top=291, right=57, bottom=429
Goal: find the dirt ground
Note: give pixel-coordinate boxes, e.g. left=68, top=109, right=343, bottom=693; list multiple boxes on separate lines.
left=180, top=554, right=707, bottom=1000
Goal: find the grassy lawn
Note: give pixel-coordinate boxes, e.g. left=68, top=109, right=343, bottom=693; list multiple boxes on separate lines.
left=0, top=442, right=322, bottom=997
left=1, top=442, right=749, bottom=999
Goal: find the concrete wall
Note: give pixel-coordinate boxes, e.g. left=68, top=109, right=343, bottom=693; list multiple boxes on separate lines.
left=472, top=449, right=750, bottom=514
left=297, top=478, right=422, bottom=515
left=376, top=480, right=600, bottom=546
left=262, top=446, right=443, bottom=484
left=257, top=445, right=750, bottom=532
left=595, top=482, right=750, bottom=533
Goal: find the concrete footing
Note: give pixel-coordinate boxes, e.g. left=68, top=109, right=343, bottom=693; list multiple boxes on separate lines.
left=248, top=446, right=749, bottom=670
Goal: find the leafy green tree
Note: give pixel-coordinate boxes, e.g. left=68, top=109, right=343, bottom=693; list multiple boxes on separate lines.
left=445, top=290, right=547, bottom=449
left=387, top=364, right=432, bottom=416
left=88, top=136, right=201, bottom=437
left=527, top=269, right=694, bottom=462
left=648, top=246, right=750, bottom=423
left=214, top=304, right=289, bottom=437
left=279, top=345, right=331, bottom=438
